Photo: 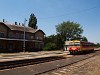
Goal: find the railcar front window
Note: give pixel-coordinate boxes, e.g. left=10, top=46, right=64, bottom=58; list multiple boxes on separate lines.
left=74, top=42, right=80, bottom=46
left=69, top=42, right=80, bottom=46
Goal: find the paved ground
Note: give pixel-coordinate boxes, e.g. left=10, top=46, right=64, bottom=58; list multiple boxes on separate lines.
left=0, top=49, right=100, bottom=75
left=0, top=50, right=99, bottom=75
left=0, top=48, right=99, bottom=62
left=0, top=50, right=69, bottom=62
left=0, top=50, right=71, bottom=75
left=42, top=51, right=100, bottom=75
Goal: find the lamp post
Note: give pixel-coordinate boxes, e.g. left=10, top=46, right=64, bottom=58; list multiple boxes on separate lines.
left=23, top=18, right=27, bottom=52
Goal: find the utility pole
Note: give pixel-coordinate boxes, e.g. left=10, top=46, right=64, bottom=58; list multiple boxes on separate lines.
left=23, top=18, right=27, bottom=52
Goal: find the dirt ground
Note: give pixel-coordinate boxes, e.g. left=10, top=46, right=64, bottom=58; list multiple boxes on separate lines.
left=43, top=54, right=100, bottom=75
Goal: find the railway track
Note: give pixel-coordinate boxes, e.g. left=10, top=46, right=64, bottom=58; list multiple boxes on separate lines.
left=42, top=53, right=100, bottom=75
left=0, top=49, right=100, bottom=75
left=0, top=55, right=65, bottom=70
left=39, top=50, right=100, bottom=75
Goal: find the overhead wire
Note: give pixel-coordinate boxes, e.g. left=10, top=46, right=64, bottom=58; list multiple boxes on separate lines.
left=38, top=5, right=100, bottom=20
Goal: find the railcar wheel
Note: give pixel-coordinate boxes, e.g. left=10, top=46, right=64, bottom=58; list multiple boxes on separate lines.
left=70, top=51, right=76, bottom=55
left=69, top=51, right=73, bottom=55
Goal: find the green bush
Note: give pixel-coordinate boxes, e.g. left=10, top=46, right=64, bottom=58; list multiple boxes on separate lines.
left=43, top=42, right=57, bottom=51
left=95, top=43, right=100, bottom=48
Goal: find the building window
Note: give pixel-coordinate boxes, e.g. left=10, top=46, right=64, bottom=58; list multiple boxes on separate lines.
left=36, top=37, right=39, bottom=40
left=26, top=34, right=29, bottom=39
left=0, top=32, right=4, bottom=37
left=0, top=45, right=2, bottom=49
left=16, top=33, right=22, bottom=39
left=31, top=36, right=34, bottom=39
left=20, top=34, right=24, bottom=39
left=35, top=42, right=39, bottom=48
left=39, top=36, right=43, bottom=40
left=8, top=32, right=13, bottom=38
left=16, top=33, right=19, bottom=38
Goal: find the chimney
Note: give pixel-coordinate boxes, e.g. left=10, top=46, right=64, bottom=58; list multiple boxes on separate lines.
left=19, top=23, right=20, bottom=25
left=22, top=23, right=24, bottom=26
left=15, top=22, right=17, bottom=25
left=3, top=19, right=5, bottom=22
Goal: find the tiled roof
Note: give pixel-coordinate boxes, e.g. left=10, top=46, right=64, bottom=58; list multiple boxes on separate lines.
left=6, top=24, right=37, bottom=33
left=0, top=22, right=45, bottom=34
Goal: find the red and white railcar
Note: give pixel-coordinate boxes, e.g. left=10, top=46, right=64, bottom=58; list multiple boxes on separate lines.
left=68, top=40, right=94, bottom=54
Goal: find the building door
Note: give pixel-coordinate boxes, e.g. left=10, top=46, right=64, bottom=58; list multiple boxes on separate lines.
left=8, top=41, right=13, bottom=52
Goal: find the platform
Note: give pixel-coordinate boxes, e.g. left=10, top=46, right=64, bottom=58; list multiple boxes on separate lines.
left=0, top=51, right=69, bottom=63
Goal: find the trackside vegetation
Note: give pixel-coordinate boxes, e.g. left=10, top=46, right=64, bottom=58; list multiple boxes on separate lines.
left=43, top=21, right=88, bottom=51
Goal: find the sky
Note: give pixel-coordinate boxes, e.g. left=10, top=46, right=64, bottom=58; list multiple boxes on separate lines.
left=0, top=0, right=100, bottom=43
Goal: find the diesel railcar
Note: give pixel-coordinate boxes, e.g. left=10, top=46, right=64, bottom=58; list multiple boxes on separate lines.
left=68, top=40, right=94, bottom=54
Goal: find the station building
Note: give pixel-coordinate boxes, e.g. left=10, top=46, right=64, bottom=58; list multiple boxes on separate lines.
left=0, top=22, right=45, bottom=52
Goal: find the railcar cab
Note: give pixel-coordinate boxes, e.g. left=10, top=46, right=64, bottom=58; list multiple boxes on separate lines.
left=68, top=40, right=81, bottom=54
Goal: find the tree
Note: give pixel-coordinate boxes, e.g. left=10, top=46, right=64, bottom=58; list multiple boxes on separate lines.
left=56, top=21, right=83, bottom=41
left=81, top=36, right=88, bottom=42
left=95, top=43, right=100, bottom=48
left=44, top=34, right=57, bottom=44
left=44, top=34, right=58, bottom=50
left=43, top=42, right=57, bottom=51
left=28, top=13, right=37, bottom=29
left=44, top=34, right=63, bottom=50
left=56, top=21, right=83, bottom=48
